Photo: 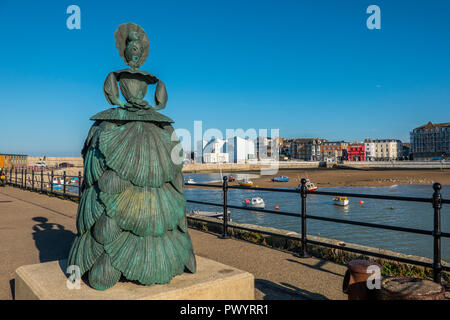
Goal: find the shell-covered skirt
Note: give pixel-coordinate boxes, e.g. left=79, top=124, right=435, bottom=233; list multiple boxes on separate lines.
left=68, top=120, right=196, bottom=290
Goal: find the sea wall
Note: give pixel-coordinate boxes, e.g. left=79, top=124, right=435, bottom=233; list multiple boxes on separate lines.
left=186, top=214, right=450, bottom=287
left=182, top=161, right=321, bottom=173
left=339, top=161, right=450, bottom=170
left=27, top=157, right=83, bottom=168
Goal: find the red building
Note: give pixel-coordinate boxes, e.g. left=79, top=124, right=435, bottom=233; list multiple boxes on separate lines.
left=347, top=144, right=365, bottom=161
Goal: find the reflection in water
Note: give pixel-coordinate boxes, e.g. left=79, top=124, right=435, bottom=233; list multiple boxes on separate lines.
left=185, top=184, right=450, bottom=261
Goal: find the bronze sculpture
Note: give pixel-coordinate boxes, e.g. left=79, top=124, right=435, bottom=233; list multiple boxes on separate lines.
left=68, top=23, right=196, bottom=290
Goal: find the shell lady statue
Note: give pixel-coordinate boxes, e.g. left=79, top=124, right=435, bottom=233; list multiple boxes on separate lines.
left=68, top=23, right=196, bottom=290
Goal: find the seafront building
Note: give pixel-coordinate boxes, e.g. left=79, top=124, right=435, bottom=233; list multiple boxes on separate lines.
left=410, top=122, right=450, bottom=160
left=321, top=141, right=348, bottom=162
left=347, top=143, right=365, bottom=161
left=227, top=136, right=256, bottom=163
left=0, top=154, right=28, bottom=169
left=364, top=139, right=403, bottom=161
left=202, top=138, right=229, bottom=163
left=288, top=138, right=327, bottom=161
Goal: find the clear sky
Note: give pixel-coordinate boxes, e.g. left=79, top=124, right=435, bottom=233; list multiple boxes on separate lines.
left=0, top=0, right=449, bottom=156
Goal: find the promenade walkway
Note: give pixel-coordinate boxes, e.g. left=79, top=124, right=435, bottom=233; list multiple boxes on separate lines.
left=0, top=186, right=347, bottom=300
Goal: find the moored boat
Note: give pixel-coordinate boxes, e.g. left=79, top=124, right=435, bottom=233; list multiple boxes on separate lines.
left=188, top=209, right=231, bottom=221
left=305, top=179, right=318, bottom=191
left=272, top=176, right=290, bottom=182
left=238, top=179, right=253, bottom=187
left=242, top=197, right=265, bottom=209
left=186, top=178, right=196, bottom=184
left=333, top=196, right=349, bottom=206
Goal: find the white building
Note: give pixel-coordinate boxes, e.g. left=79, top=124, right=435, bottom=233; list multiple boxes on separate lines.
left=364, top=140, right=376, bottom=161
left=365, top=139, right=403, bottom=160
left=226, top=137, right=256, bottom=163
left=202, top=138, right=229, bottom=163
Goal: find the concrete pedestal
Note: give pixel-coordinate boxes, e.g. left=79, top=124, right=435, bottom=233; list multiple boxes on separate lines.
left=15, top=255, right=254, bottom=300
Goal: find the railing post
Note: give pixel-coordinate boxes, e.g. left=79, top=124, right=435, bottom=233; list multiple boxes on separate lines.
left=63, top=171, right=67, bottom=195
left=78, top=171, right=82, bottom=198
left=15, top=168, right=17, bottom=185
left=50, top=170, right=54, bottom=193
left=298, top=178, right=310, bottom=258
left=31, top=169, right=34, bottom=190
left=40, top=170, right=43, bottom=193
left=219, top=176, right=230, bottom=239
left=22, top=169, right=25, bottom=188
left=432, top=182, right=442, bottom=284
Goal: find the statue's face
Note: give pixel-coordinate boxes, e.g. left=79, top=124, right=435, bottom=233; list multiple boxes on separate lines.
left=125, top=41, right=143, bottom=66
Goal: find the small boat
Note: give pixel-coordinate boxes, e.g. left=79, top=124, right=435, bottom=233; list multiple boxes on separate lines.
left=305, top=179, right=318, bottom=191
left=333, top=196, right=349, bottom=206
left=188, top=210, right=231, bottom=221
left=228, top=175, right=236, bottom=182
left=47, top=177, right=65, bottom=190
left=238, top=179, right=253, bottom=187
left=272, top=176, right=290, bottom=182
left=70, top=177, right=80, bottom=185
left=243, top=197, right=265, bottom=209
left=186, top=178, right=196, bottom=184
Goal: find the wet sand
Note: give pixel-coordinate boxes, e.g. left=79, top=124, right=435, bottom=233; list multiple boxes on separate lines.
left=188, top=169, right=450, bottom=188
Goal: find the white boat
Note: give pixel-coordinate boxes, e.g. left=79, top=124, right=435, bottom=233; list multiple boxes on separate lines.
left=305, top=179, right=318, bottom=191
left=188, top=210, right=231, bottom=221
left=242, top=197, right=265, bottom=209
left=332, top=196, right=349, bottom=206
left=186, top=178, right=196, bottom=184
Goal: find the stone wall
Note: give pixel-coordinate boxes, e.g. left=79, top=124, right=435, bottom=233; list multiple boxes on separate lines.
left=27, top=157, right=83, bottom=168
left=182, top=161, right=320, bottom=173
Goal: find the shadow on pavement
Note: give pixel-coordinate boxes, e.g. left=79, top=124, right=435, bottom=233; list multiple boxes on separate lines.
left=286, top=258, right=344, bottom=277
left=32, top=217, right=76, bottom=263
left=255, top=278, right=328, bottom=300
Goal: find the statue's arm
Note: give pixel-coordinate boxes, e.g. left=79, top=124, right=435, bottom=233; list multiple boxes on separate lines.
left=154, top=80, right=168, bottom=110
left=103, top=72, right=125, bottom=107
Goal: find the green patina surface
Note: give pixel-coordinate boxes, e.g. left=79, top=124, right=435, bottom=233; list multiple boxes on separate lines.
left=67, top=23, right=196, bottom=290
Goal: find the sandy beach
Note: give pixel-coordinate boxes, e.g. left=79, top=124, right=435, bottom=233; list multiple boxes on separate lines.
left=188, top=169, right=450, bottom=189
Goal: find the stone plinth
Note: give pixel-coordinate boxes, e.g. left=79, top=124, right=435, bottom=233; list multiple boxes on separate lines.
left=15, top=255, right=254, bottom=300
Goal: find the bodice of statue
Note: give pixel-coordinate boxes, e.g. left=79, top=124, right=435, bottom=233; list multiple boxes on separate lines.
left=118, top=73, right=148, bottom=103
left=103, top=68, right=166, bottom=112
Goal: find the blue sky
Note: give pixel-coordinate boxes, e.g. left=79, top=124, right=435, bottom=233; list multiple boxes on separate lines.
left=0, top=0, right=449, bottom=156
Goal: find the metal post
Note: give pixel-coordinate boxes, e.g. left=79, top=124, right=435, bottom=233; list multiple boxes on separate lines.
left=15, top=168, right=17, bottom=185
left=219, top=176, right=230, bottom=239
left=298, top=178, right=310, bottom=257
left=63, top=171, right=67, bottom=195
left=32, top=170, right=34, bottom=190
left=50, top=170, right=54, bottom=193
left=78, top=171, right=82, bottom=198
left=40, top=170, right=43, bottom=193
left=432, top=183, right=442, bottom=284
left=22, top=169, right=25, bottom=188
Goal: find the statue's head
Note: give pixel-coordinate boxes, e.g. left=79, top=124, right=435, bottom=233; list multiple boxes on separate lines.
left=114, top=23, right=150, bottom=68
left=124, top=32, right=144, bottom=68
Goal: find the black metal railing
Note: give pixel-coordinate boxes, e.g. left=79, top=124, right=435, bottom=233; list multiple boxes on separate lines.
left=185, top=177, right=450, bottom=284
left=5, top=168, right=82, bottom=199
left=3, top=169, right=449, bottom=284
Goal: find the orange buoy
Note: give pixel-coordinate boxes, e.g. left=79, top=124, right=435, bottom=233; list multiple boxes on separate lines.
left=275, top=206, right=279, bottom=210
left=359, top=200, right=364, bottom=204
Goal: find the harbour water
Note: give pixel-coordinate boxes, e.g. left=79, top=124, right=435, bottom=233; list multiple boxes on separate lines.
left=185, top=180, right=450, bottom=262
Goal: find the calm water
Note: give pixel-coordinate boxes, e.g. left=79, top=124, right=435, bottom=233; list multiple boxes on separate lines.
left=185, top=181, right=450, bottom=262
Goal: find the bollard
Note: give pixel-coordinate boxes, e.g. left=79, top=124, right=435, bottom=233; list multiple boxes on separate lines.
left=343, top=259, right=381, bottom=300
left=378, top=277, right=445, bottom=300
